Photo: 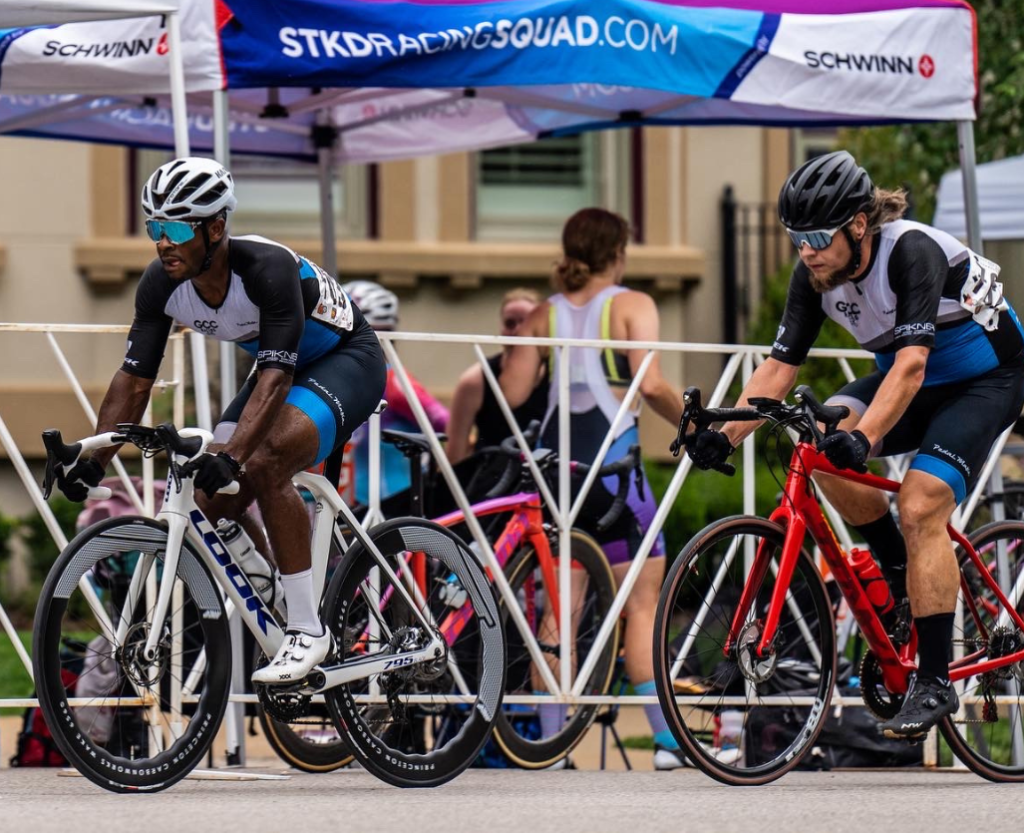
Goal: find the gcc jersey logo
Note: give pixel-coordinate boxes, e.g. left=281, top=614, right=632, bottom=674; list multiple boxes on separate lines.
left=836, top=301, right=861, bottom=327
left=193, top=319, right=219, bottom=335
left=919, top=54, right=935, bottom=79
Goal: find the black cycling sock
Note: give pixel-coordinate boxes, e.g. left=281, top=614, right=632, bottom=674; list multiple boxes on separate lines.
left=915, top=612, right=954, bottom=681
left=853, top=513, right=908, bottom=598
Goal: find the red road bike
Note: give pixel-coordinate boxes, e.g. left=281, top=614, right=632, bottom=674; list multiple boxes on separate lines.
left=654, top=386, right=1024, bottom=784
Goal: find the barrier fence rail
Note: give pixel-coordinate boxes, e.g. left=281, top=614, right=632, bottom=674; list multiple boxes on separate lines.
left=0, top=324, right=1015, bottom=770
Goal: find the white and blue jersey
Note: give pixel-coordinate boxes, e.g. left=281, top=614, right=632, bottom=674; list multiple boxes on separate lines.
left=123, top=235, right=363, bottom=378
left=123, top=235, right=385, bottom=466
left=771, top=220, right=1024, bottom=385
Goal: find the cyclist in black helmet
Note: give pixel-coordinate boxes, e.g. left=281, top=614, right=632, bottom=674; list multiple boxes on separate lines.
left=689, top=150, right=1024, bottom=740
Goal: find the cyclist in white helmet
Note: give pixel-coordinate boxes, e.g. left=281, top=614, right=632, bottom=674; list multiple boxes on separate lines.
left=56, top=157, right=386, bottom=685
left=343, top=281, right=449, bottom=512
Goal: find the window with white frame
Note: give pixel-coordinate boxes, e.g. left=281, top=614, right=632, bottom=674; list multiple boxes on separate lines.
left=475, top=131, right=633, bottom=241
left=134, top=150, right=368, bottom=242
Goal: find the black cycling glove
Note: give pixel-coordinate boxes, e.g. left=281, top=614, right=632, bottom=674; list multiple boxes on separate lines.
left=817, top=430, right=871, bottom=472
left=56, top=458, right=105, bottom=502
left=188, top=452, right=242, bottom=499
left=688, top=429, right=735, bottom=471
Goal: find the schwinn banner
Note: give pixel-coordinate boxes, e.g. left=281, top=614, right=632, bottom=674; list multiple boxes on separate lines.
left=0, top=1, right=220, bottom=94
left=219, top=0, right=769, bottom=96
left=731, top=7, right=975, bottom=120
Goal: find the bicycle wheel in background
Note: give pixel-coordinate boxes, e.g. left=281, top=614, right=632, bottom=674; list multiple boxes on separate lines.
left=491, top=529, right=620, bottom=768
left=653, top=515, right=836, bottom=786
left=323, top=518, right=505, bottom=787
left=33, top=517, right=232, bottom=793
left=938, top=520, right=1024, bottom=781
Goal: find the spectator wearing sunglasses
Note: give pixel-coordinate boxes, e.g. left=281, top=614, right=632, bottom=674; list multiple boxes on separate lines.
left=690, top=150, right=1024, bottom=741
left=446, top=288, right=548, bottom=466
left=56, top=156, right=386, bottom=686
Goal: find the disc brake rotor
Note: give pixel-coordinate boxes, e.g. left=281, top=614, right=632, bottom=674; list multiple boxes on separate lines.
left=736, top=620, right=778, bottom=684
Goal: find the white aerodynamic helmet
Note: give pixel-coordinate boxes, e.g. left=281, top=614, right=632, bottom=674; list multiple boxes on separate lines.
left=343, top=281, right=399, bottom=331
left=141, top=157, right=237, bottom=220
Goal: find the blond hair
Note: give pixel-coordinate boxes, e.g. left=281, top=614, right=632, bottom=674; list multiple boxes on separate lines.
left=866, top=187, right=909, bottom=232
left=501, top=287, right=542, bottom=309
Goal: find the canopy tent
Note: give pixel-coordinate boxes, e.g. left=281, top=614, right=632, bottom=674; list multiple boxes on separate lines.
left=0, top=0, right=978, bottom=163
left=934, top=155, right=1024, bottom=242
left=0, top=0, right=181, bottom=28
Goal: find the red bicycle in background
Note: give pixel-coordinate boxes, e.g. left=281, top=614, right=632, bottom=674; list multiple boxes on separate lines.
left=654, top=385, right=1024, bottom=785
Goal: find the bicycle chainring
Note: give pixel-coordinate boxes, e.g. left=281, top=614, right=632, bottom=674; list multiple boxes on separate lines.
left=859, top=651, right=904, bottom=720
left=254, top=656, right=312, bottom=722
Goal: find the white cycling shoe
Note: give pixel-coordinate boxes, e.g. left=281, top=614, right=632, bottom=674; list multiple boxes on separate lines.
left=252, top=629, right=331, bottom=685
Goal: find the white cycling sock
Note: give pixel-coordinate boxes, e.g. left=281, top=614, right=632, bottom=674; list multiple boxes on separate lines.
left=280, top=568, right=322, bottom=636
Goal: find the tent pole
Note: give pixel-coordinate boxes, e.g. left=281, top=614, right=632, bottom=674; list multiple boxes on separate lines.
left=213, top=91, right=237, bottom=411
left=167, top=11, right=190, bottom=158
left=956, top=120, right=984, bottom=256
left=212, top=87, right=245, bottom=768
left=315, top=109, right=339, bottom=277
left=167, top=11, right=214, bottom=433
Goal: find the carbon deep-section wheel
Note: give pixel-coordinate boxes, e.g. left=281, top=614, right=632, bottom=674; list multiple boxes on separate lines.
left=33, top=517, right=231, bottom=793
left=322, top=518, right=505, bottom=787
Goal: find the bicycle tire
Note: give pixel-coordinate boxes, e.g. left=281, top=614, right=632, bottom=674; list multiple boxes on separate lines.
left=653, top=515, right=836, bottom=786
left=937, top=519, right=1024, bottom=781
left=491, top=529, right=620, bottom=768
left=323, top=518, right=506, bottom=787
left=254, top=641, right=355, bottom=773
left=33, top=517, right=232, bottom=793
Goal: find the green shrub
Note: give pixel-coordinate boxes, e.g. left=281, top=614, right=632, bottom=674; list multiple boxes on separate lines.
left=743, top=262, right=875, bottom=402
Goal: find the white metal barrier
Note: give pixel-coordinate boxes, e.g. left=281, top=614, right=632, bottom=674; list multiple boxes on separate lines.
left=0, top=323, right=184, bottom=702
left=0, top=325, right=1014, bottom=722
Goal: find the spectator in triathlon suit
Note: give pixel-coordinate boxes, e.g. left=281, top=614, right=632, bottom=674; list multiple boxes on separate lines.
left=500, top=208, right=692, bottom=770
left=343, top=281, right=449, bottom=513
left=55, top=157, right=386, bottom=685
left=446, top=287, right=548, bottom=465
left=692, top=150, right=1024, bottom=739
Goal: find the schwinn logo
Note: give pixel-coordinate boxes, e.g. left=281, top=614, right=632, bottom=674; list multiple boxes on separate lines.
left=42, top=38, right=157, bottom=59
left=193, top=319, right=219, bottom=335
left=894, top=322, right=935, bottom=339
left=804, top=50, right=928, bottom=77
left=258, top=349, right=298, bottom=367
left=836, top=301, right=861, bottom=326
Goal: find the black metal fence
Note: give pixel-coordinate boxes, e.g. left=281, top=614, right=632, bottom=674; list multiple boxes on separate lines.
left=721, top=185, right=794, bottom=345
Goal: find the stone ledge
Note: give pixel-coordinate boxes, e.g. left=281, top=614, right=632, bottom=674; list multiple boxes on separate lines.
left=75, top=237, right=704, bottom=293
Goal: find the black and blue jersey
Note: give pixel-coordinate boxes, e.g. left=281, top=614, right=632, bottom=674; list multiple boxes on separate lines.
left=122, top=235, right=365, bottom=378
left=770, top=220, right=1024, bottom=385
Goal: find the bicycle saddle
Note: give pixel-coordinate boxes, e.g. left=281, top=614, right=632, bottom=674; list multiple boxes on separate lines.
left=381, top=429, right=447, bottom=458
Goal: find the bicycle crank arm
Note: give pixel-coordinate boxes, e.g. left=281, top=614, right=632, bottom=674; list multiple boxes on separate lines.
left=305, top=642, right=446, bottom=693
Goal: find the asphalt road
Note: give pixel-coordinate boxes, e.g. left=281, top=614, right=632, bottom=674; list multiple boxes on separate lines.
left=0, top=768, right=1019, bottom=833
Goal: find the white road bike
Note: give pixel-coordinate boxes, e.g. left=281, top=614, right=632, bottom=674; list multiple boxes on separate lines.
left=33, top=422, right=505, bottom=793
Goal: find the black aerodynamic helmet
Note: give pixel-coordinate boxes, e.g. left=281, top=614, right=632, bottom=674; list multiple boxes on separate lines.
left=777, top=150, right=874, bottom=231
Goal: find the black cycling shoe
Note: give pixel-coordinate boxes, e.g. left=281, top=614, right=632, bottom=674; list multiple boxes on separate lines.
left=880, top=672, right=958, bottom=740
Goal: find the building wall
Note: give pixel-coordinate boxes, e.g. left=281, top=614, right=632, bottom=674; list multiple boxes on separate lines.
left=0, top=127, right=792, bottom=517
